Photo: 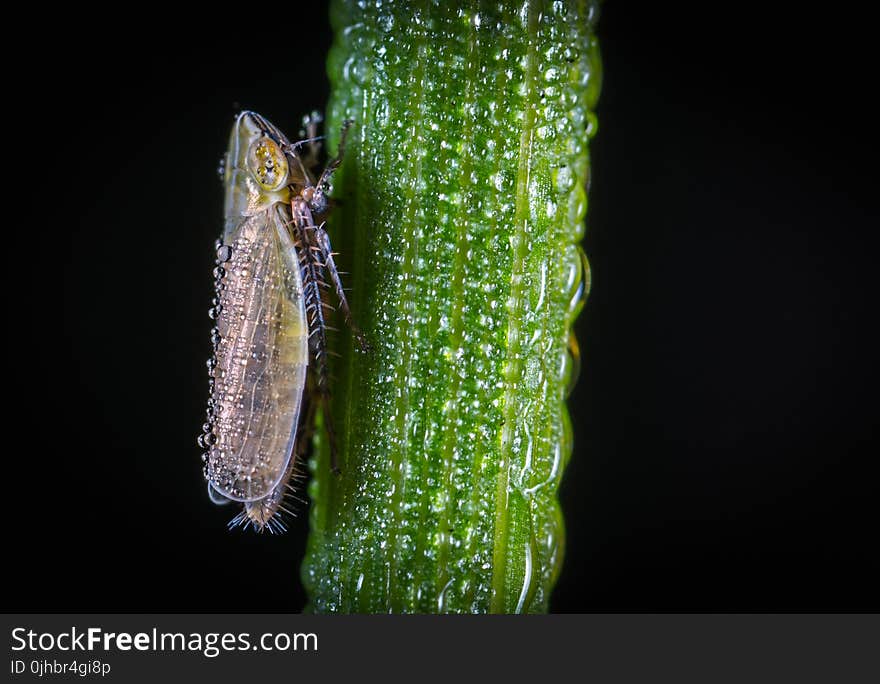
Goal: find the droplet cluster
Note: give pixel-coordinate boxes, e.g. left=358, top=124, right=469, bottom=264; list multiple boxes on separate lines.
left=198, top=239, right=232, bottom=475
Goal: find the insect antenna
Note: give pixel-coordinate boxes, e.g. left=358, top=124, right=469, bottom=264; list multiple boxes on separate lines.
left=285, top=135, right=326, bottom=153
left=284, top=136, right=325, bottom=186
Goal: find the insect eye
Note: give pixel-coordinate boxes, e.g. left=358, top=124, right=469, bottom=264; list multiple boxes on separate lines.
left=247, top=138, right=289, bottom=191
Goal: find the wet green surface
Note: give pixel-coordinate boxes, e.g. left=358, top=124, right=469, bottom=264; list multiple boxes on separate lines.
left=303, top=0, right=601, bottom=613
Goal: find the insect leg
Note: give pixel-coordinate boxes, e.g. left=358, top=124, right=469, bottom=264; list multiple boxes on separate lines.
left=314, top=223, right=370, bottom=352
left=303, top=277, right=342, bottom=475
left=317, top=387, right=341, bottom=475
left=294, top=390, right=318, bottom=462
left=315, top=119, right=354, bottom=194
left=299, top=111, right=324, bottom=174
left=292, top=381, right=335, bottom=482
left=292, top=200, right=343, bottom=474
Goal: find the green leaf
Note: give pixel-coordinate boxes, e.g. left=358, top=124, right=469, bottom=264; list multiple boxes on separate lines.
left=302, top=0, right=601, bottom=613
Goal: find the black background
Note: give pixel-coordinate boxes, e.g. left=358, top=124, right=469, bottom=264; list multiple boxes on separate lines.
left=8, top=3, right=877, bottom=612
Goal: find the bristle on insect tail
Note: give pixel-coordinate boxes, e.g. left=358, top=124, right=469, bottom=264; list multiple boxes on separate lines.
left=226, top=461, right=309, bottom=534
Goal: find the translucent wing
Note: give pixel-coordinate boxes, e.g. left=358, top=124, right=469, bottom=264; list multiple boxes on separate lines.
left=207, top=207, right=308, bottom=502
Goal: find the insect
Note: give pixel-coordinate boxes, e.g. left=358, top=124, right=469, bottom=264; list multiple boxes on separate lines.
left=198, top=110, right=365, bottom=533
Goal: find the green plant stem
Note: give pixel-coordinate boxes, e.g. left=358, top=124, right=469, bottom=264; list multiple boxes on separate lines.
left=303, top=0, right=601, bottom=613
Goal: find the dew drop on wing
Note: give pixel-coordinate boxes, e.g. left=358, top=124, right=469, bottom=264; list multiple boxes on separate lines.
left=216, top=244, right=233, bottom=263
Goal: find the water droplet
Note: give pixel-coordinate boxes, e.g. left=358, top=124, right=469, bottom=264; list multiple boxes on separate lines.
left=566, top=245, right=590, bottom=320
left=378, top=13, right=394, bottom=32
left=565, top=332, right=581, bottom=398
left=585, top=111, right=598, bottom=138
left=216, top=245, right=232, bottom=262
left=556, top=165, right=574, bottom=193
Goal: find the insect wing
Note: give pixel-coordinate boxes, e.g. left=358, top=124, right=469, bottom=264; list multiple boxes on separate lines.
left=207, top=208, right=309, bottom=503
